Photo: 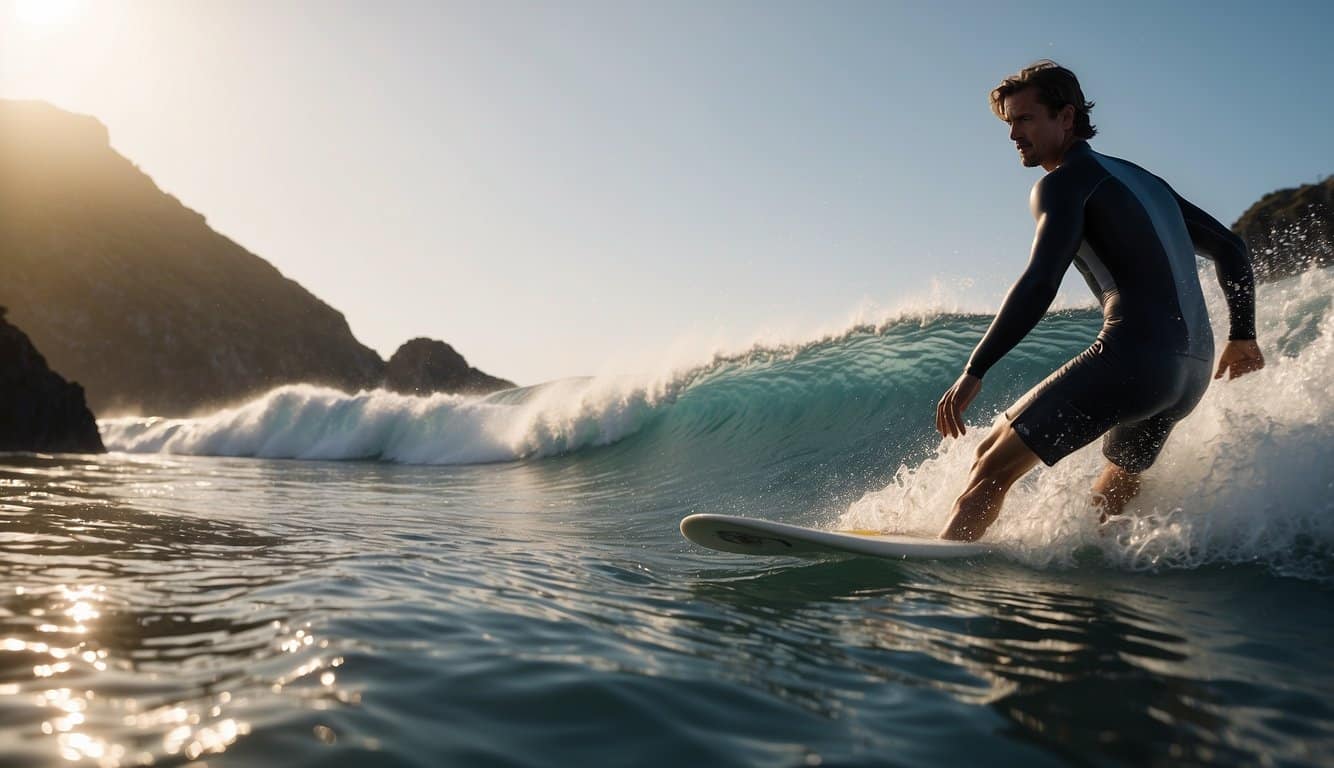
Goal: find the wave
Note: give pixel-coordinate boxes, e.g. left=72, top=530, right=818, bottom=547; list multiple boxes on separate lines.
left=102, top=265, right=1334, bottom=579
left=99, top=305, right=1100, bottom=465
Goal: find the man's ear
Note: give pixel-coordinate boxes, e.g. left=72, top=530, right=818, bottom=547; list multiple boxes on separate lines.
left=1060, top=104, right=1076, bottom=131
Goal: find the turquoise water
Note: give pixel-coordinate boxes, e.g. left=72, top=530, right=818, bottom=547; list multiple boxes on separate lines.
left=3, top=269, right=1333, bottom=766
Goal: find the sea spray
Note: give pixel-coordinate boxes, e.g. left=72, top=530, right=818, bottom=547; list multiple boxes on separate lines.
left=841, top=267, right=1334, bottom=579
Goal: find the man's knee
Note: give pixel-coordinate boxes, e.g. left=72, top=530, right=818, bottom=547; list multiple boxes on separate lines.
left=970, top=426, right=1039, bottom=487
left=972, top=420, right=1009, bottom=465
left=965, top=442, right=1003, bottom=480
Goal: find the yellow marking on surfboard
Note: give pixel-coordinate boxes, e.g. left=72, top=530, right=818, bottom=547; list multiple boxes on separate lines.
left=838, top=529, right=887, bottom=537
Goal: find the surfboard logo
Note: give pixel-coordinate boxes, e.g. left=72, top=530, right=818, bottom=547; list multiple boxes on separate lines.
left=717, top=529, right=792, bottom=548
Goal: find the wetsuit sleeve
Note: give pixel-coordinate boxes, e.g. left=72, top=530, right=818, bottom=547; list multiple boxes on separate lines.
left=965, top=175, right=1084, bottom=378
left=1171, top=191, right=1257, bottom=340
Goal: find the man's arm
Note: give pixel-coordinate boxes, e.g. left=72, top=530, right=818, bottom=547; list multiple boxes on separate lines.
left=964, top=173, right=1085, bottom=379
left=937, top=173, right=1084, bottom=438
left=1170, top=189, right=1263, bottom=379
left=1172, top=190, right=1257, bottom=341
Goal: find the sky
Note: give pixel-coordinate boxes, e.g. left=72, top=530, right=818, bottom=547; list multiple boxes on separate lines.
left=2, top=0, right=1331, bottom=385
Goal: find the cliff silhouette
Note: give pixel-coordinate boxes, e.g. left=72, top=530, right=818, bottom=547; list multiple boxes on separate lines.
left=0, top=100, right=512, bottom=416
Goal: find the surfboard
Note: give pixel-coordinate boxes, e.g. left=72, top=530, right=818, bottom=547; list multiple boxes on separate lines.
left=679, top=513, right=990, bottom=560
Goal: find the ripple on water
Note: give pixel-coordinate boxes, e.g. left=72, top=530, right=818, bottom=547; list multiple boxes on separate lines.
left=2, top=454, right=1332, bottom=767
left=0, top=456, right=353, bottom=766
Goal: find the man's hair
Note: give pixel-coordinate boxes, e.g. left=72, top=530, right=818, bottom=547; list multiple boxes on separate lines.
left=990, top=60, right=1097, bottom=139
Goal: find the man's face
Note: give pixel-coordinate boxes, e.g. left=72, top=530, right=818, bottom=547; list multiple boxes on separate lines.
left=1002, top=87, right=1073, bottom=169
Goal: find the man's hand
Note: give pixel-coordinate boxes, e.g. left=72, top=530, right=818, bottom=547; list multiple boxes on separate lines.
left=1214, top=339, right=1265, bottom=380
left=936, top=373, right=982, bottom=438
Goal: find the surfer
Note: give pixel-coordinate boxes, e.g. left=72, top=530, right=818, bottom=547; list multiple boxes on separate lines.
left=934, top=61, right=1264, bottom=541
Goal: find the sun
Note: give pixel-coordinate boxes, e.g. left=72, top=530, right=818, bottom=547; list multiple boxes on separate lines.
left=13, top=0, right=82, bottom=26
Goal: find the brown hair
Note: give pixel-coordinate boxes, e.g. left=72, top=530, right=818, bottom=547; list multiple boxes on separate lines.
left=990, top=60, right=1097, bottom=139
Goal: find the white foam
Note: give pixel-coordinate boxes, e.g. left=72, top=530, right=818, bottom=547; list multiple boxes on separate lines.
left=101, top=375, right=676, bottom=464
left=841, top=266, right=1334, bottom=579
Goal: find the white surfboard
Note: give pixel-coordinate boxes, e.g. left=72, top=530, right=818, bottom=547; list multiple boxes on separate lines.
left=680, top=513, right=990, bottom=560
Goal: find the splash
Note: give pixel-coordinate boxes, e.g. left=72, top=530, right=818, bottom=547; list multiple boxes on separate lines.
left=841, top=267, right=1334, bottom=579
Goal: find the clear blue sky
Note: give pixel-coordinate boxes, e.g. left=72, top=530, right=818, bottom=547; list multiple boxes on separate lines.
left=3, top=0, right=1331, bottom=384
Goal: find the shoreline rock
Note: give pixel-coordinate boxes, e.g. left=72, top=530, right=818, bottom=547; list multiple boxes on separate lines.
left=0, top=306, right=105, bottom=454
left=383, top=338, right=516, bottom=396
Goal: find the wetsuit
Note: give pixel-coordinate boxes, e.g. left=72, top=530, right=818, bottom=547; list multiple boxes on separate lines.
left=965, top=140, right=1256, bottom=472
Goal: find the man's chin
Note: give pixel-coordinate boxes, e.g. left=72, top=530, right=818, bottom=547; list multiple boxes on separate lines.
left=1020, top=154, right=1041, bottom=168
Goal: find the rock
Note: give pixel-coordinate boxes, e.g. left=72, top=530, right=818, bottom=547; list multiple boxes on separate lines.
left=1, top=100, right=516, bottom=415
left=383, top=338, right=515, bottom=396
left=0, top=99, right=385, bottom=416
left=1231, top=176, right=1333, bottom=282
left=0, top=306, right=105, bottom=453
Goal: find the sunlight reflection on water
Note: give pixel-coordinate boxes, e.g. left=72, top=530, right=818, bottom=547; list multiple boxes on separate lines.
left=2, top=451, right=1331, bottom=767
left=0, top=455, right=350, bottom=766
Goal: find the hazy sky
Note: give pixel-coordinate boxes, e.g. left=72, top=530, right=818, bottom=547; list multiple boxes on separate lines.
left=3, top=0, right=1331, bottom=384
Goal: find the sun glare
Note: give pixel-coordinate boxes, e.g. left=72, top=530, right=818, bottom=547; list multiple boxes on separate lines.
left=13, top=0, right=81, bottom=26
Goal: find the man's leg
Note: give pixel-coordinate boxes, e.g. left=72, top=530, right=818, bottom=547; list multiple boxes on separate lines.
left=1092, top=355, right=1213, bottom=524
left=939, top=422, right=1042, bottom=541
left=1091, top=461, right=1141, bottom=523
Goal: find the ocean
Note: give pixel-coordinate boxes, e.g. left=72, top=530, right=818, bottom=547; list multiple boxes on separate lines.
left=2, top=267, right=1331, bottom=767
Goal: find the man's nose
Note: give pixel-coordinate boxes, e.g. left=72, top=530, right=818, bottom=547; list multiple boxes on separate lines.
left=1009, top=123, right=1022, bottom=141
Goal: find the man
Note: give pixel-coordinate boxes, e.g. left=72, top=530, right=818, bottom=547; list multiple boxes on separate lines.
left=934, top=61, right=1265, bottom=542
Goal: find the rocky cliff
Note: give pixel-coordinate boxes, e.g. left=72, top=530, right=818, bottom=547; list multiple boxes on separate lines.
left=1232, top=176, right=1333, bottom=282
left=0, top=100, right=512, bottom=416
left=384, top=338, right=516, bottom=396
left=0, top=306, right=105, bottom=453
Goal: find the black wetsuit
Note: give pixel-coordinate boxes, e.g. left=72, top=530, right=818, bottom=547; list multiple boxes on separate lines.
left=965, top=140, right=1256, bottom=472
